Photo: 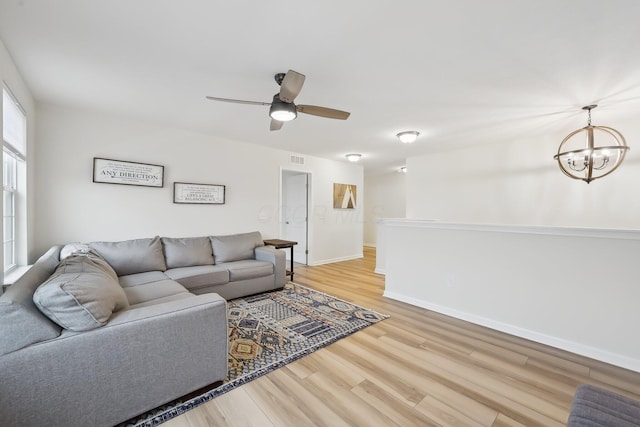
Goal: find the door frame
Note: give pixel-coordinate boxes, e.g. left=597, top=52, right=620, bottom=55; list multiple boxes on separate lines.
left=280, top=168, right=311, bottom=265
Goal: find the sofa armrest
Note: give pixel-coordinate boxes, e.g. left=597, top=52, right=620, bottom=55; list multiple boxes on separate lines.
left=0, top=293, right=228, bottom=427
left=255, top=245, right=287, bottom=286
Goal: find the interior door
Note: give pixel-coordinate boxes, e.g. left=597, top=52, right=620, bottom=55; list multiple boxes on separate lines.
left=282, top=171, right=308, bottom=264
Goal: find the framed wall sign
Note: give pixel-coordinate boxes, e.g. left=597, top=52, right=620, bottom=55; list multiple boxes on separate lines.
left=333, top=183, right=357, bottom=209
left=93, top=158, right=164, bottom=188
left=173, top=182, right=226, bottom=204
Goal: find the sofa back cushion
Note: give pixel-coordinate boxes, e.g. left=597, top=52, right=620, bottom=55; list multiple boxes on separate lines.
left=89, top=236, right=166, bottom=276
left=0, top=246, right=63, bottom=356
left=33, top=253, right=129, bottom=331
left=161, top=236, right=215, bottom=269
left=210, top=231, right=264, bottom=263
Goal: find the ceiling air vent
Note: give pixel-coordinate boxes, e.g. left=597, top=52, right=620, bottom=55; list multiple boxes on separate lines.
left=290, top=155, right=305, bottom=165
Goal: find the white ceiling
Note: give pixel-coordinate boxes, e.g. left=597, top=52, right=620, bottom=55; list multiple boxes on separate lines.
left=1, top=0, right=639, bottom=174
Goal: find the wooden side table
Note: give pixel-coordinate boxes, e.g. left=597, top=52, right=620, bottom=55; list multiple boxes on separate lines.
left=263, top=239, right=298, bottom=281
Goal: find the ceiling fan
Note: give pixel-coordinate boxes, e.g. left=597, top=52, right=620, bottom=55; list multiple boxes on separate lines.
left=206, top=70, right=350, bottom=131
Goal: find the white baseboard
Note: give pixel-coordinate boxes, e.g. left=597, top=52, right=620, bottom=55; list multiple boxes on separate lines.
left=383, top=291, right=640, bottom=373
left=309, top=253, right=363, bottom=266
left=374, top=268, right=386, bottom=275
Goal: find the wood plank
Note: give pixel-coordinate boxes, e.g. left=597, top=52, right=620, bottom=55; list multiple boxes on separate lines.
left=242, top=371, right=337, bottom=427
left=352, top=380, right=439, bottom=427
left=416, top=395, right=488, bottom=427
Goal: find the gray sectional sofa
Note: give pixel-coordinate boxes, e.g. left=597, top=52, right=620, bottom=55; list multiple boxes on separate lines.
left=0, top=231, right=286, bottom=427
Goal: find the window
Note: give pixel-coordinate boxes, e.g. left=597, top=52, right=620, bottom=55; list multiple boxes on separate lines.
left=2, top=86, right=26, bottom=273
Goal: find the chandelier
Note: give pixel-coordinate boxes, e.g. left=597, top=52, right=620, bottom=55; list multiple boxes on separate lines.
left=554, top=105, right=629, bottom=183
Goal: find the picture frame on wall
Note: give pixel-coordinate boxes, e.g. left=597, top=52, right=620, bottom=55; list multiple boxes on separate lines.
left=333, top=183, right=357, bottom=209
left=173, top=182, right=226, bottom=204
left=93, top=157, right=164, bottom=188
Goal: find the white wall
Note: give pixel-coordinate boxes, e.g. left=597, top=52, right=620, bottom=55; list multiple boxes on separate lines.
left=296, top=157, right=364, bottom=265
left=34, top=103, right=363, bottom=264
left=0, top=40, right=37, bottom=272
left=387, top=119, right=640, bottom=372
left=363, top=171, right=405, bottom=246
left=381, top=220, right=640, bottom=372
left=406, top=119, right=640, bottom=229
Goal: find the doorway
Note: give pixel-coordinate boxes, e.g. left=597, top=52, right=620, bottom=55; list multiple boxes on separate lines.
left=281, top=170, right=310, bottom=265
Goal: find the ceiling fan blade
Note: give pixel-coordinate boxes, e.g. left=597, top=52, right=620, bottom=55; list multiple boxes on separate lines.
left=296, top=104, right=351, bottom=120
left=278, top=70, right=305, bottom=103
left=206, top=96, right=270, bottom=106
left=270, top=119, right=284, bottom=131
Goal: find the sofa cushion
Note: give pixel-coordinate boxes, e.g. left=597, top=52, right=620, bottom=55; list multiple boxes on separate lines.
left=0, top=246, right=63, bottom=356
left=89, top=236, right=167, bottom=276
left=33, top=253, right=129, bottom=331
left=210, top=231, right=264, bottom=263
left=225, top=260, right=274, bottom=281
left=161, top=236, right=215, bottom=269
left=165, top=265, right=229, bottom=291
left=122, top=279, right=189, bottom=305
left=127, top=292, right=195, bottom=309
left=118, top=271, right=171, bottom=288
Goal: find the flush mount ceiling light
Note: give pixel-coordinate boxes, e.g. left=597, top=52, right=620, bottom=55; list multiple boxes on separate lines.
left=399, top=166, right=407, bottom=173
left=269, top=95, right=297, bottom=122
left=554, top=105, right=629, bottom=184
left=396, top=131, right=420, bottom=144
left=346, top=153, right=362, bottom=162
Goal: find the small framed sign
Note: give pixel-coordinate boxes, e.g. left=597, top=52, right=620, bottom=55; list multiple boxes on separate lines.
left=93, top=158, right=164, bottom=188
left=173, top=182, right=226, bottom=204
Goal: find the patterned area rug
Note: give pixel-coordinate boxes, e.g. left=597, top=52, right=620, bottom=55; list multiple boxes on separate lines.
left=127, top=282, right=388, bottom=426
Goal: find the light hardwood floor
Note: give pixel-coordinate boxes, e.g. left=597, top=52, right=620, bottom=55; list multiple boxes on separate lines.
left=165, top=247, right=640, bottom=426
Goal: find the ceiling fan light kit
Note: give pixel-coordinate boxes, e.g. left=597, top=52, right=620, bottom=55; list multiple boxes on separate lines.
left=207, top=69, right=350, bottom=131
left=269, top=95, right=297, bottom=121
left=554, top=105, right=629, bottom=184
left=397, top=131, right=420, bottom=144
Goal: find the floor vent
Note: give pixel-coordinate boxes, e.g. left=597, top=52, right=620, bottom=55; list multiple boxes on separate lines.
left=290, top=155, right=305, bottom=165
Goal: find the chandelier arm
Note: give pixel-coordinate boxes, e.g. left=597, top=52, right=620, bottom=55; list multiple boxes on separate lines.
left=593, top=150, right=629, bottom=179
left=556, top=160, right=584, bottom=181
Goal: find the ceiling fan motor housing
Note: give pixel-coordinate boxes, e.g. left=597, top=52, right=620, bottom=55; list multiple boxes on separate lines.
left=274, top=73, right=286, bottom=86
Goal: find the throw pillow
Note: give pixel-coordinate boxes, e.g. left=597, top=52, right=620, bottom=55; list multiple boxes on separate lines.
left=33, top=253, right=129, bottom=331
